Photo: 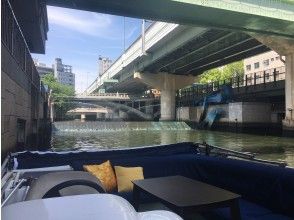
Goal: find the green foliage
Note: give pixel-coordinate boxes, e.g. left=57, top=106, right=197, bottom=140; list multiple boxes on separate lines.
left=41, top=73, right=75, bottom=120
left=199, top=61, right=244, bottom=84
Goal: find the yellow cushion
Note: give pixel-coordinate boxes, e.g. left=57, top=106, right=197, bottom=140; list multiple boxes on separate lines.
left=114, top=166, right=144, bottom=193
left=83, top=160, right=117, bottom=192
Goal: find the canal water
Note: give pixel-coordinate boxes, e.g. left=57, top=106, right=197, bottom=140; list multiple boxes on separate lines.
left=51, top=122, right=294, bottom=167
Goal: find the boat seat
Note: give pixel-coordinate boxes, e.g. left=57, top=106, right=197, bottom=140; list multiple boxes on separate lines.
left=25, top=171, right=105, bottom=201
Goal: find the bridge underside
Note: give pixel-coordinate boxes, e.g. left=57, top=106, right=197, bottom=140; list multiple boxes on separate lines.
left=143, top=30, right=269, bottom=75
left=47, top=0, right=294, bottom=39
left=105, top=79, right=149, bottom=94
left=46, top=0, right=294, bottom=133
left=106, top=29, right=270, bottom=93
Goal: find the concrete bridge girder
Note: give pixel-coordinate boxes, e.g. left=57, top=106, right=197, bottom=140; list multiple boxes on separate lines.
left=252, top=35, right=294, bottom=55
left=134, top=72, right=195, bottom=121
left=47, top=0, right=294, bottom=38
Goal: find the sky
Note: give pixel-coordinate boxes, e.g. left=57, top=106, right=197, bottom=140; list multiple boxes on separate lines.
left=32, top=6, right=142, bottom=94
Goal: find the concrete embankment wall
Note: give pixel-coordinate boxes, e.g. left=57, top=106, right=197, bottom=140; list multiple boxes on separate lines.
left=176, top=102, right=283, bottom=134
left=2, top=45, right=31, bottom=155
left=53, top=121, right=191, bottom=132
left=1, top=44, right=48, bottom=156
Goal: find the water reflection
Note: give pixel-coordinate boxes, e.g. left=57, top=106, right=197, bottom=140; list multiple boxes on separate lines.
left=51, top=130, right=294, bottom=166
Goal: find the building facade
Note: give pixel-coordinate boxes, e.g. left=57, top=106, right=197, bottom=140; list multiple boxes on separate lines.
left=1, top=0, right=50, bottom=157
left=53, top=58, right=75, bottom=88
left=98, top=56, right=112, bottom=77
left=33, top=59, right=54, bottom=77
left=244, top=51, right=285, bottom=85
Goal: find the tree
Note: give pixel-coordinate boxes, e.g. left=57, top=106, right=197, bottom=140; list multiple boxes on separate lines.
left=41, top=74, right=75, bottom=120
left=199, top=61, right=244, bottom=84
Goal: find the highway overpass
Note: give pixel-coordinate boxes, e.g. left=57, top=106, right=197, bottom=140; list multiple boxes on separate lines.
left=47, top=0, right=294, bottom=133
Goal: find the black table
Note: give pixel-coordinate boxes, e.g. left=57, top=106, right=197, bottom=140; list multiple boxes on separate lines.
left=132, top=175, right=241, bottom=220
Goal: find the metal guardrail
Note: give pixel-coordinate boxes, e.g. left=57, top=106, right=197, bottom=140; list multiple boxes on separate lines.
left=177, top=67, right=285, bottom=105
left=198, top=142, right=287, bottom=167
left=85, top=22, right=178, bottom=94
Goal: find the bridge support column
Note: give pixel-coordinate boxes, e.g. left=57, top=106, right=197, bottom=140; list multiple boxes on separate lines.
left=134, top=72, right=195, bottom=121
left=160, top=88, right=176, bottom=121
left=252, top=35, right=294, bottom=136
left=119, top=110, right=128, bottom=120
left=112, top=109, right=120, bottom=120
left=283, top=53, right=294, bottom=136
left=81, top=113, right=86, bottom=122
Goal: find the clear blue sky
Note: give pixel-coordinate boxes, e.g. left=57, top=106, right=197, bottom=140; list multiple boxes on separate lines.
left=32, top=6, right=142, bottom=93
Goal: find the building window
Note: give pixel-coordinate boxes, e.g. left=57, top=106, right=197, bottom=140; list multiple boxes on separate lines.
left=254, top=62, right=260, bottom=69
left=276, top=56, right=279, bottom=60
left=263, top=59, right=269, bottom=66
left=246, top=65, right=251, bottom=71
left=271, top=58, right=274, bottom=61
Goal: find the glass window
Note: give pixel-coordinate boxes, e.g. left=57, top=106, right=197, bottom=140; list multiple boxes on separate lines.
left=263, top=59, right=269, bottom=66
left=271, top=58, right=274, bottom=61
left=254, top=62, right=260, bottom=69
left=246, top=65, right=251, bottom=71
left=276, top=56, right=279, bottom=60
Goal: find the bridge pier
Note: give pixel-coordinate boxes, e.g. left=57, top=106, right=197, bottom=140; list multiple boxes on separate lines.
left=134, top=72, right=195, bottom=121
left=81, top=113, right=86, bottom=122
left=251, top=35, right=294, bottom=136
left=283, top=53, right=294, bottom=136
left=119, top=110, right=128, bottom=120
left=160, top=88, right=176, bottom=121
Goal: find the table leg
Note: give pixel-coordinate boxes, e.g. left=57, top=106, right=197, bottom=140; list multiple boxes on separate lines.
left=230, top=199, right=241, bottom=220
left=132, top=185, right=140, bottom=211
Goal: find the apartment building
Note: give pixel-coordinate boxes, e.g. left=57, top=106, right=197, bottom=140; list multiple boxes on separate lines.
left=33, top=59, right=53, bottom=77
left=98, top=56, right=112, bottom=77
left=244, top=51, right=285, bottom=85
left=53, top=58, right=75, bottom=88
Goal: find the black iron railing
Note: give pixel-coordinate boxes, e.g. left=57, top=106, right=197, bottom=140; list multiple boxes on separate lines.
left=177, top=67, right=285, bottom=107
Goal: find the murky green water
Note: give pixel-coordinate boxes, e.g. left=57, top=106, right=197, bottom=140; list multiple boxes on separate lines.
left=51, top=129, right=294, bottom=167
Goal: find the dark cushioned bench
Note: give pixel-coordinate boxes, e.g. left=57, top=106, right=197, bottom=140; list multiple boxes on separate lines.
left=13, top=142, right=294, bottom=219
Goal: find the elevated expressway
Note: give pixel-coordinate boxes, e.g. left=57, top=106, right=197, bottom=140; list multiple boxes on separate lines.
left=84, top=22, right=272, bottom=120
left=85, top=23, right=271, bottom=94
left=47, top=0, right=294, bottom=133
